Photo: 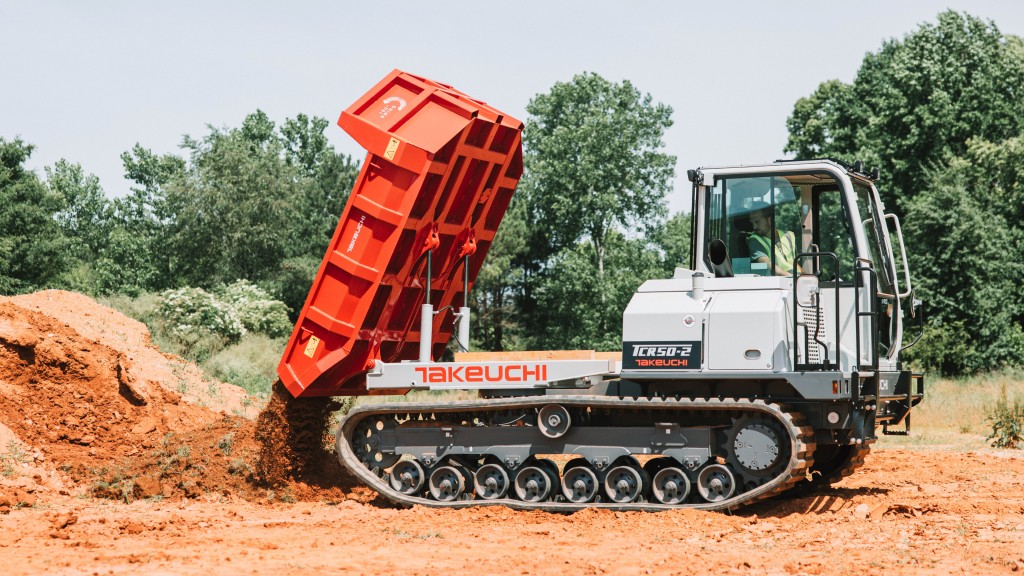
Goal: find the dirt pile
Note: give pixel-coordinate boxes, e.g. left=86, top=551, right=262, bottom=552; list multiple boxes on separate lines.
left=0, top=291, right=361, bottom=506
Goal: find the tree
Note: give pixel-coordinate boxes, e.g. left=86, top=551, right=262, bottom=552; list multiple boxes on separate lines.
left=786, top=11, right=1024, bottom=211
left=521, top=73, right=675, bottom=270
left=162, top=110, right=304, bottom=288
left=903, top=149, right=1024, bottom=374
left=657, top=211, right=693, bottom=274
left=470, top=196, right=529, bottom=351
left=125, top=110, right=359, bottom=313
left=45, top=160, right=112, bottom=292
left=0, top=138, right=69, bottom=293
left=113, top=144, right=187, bottom=293
left=46, top=160, right=110, bottom=257
left=516, top=73, right=675, bottom=348
left=280, top=114, right=360, bottom=249
left=535, top=232, right=664, bottom=351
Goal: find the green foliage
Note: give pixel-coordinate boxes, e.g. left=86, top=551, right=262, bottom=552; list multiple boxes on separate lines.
left=987, top=393, right=1024, bottom=449
left=201, top=333, right=285, bottom=396
left=115, top=144, right=187, bottom=291
left=44, top=159, right=114, bottom=294
left=902, top=143, right=1024, bottom=374
left=158, top=280, right=291, bottom=348
left=495, top=72, right=676, bottom=351
left=0, top=138, right=71, bottom=294
left=214, top=280, right=292, bottom=338
left=163, top=111, right=304, bottom=288
left=534, top=232, right=664, bottom=351
left=157, top=287, right=239, bottom=361
left=521, top=72, right=675, bottom=262
left=46, top=160, right=112, bottom=258
left=656, top=211, right=692, bottom=274
left=123, top=110, right=359, bottom=313
left=786, top=11, right=1024, bottom=211
left=471, top=197, right=529, bottom=351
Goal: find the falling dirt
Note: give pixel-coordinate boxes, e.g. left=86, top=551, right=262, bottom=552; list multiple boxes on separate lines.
left=2, top=290, right=1024, bottom=575
left=253, top=380, right=359, bottom=500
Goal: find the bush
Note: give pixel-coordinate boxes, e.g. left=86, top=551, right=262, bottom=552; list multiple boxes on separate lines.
left=987, top=395, right=1024, bottom=449
left=158, top=286, right=245, bottom=342
left=214, top=280, right=292, bottom=338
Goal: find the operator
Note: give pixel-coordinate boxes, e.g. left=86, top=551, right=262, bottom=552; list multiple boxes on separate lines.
left=747, top=206, right=802, bottom=276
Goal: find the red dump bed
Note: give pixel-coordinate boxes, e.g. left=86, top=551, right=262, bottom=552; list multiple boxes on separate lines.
left=278, top=70, right=524, bottom=397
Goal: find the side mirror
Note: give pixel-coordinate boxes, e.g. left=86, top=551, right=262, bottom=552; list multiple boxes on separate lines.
left=708, top=239, right=734, bottom=278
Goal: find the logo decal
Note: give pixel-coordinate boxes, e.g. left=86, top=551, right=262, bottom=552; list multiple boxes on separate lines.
left=622, top=341, right=701, bottom=370
left=378, top=96, right=407, bottom=119
left=414, top=364, right=548, bottom=384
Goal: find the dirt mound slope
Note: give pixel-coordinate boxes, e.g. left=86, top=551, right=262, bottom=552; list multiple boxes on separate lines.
left=7, top=290, right=254, bottom=416
left=0, top=291, right=360, bottom=506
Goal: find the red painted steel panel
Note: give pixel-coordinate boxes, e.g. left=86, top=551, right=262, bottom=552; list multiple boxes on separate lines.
left=277, top=70, right=523, bottom=397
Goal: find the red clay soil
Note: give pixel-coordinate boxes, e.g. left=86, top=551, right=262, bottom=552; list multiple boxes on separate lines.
left=1, top=449, right=1023, bottom=576
left=3, top=290, right=1024, bottom=575
left=0, top=291, right=361, bottom=509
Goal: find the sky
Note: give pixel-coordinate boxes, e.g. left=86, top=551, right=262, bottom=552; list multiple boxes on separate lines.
left=3, top=1, right=1024, bottom=214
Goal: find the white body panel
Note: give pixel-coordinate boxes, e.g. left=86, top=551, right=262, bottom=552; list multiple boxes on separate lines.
left=706, top=290, right=790, bottom=371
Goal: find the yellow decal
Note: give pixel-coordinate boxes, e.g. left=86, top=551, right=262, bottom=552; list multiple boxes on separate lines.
left=304, top=335, right=321, bottom=358
left=384, top=137, right=400, bottom=160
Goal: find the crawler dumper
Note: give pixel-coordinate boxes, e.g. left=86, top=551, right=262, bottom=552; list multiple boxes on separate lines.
left=277, top=70, right=924, bottom=511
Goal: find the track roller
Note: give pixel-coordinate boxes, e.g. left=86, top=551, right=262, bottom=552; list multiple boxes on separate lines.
left=513, top=459, right=556, bottom=502
left=651, top=466, right=691, bottom=504
left=561, top=458, right=600, bottom=503
left=428, top=464, right=466, bottom=501
left=475, top=462, right=511, bottom=500
left=697, top=464, right=736, bottom=503
left=389, top=460, right=426, bottom=495
left=604, top=458, right=648, bottom=503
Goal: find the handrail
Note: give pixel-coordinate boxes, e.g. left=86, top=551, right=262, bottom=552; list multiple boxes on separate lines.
left=853, top=263, right=880, bottom=375
left=884, top=213, right=913, bottom=298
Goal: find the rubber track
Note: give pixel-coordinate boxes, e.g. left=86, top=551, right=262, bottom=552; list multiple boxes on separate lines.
left=337, top=396, right=816, bottom=512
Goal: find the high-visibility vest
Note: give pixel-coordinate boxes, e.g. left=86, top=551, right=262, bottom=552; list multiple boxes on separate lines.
left=750, top=230, right=797, bottom=273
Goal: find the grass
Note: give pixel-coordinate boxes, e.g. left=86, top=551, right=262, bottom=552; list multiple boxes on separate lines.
left=879, top=369, right=1024, bottom=450
left=1, top=440, right=28, bottom=477
left=201, top=333, right=284, bottom=397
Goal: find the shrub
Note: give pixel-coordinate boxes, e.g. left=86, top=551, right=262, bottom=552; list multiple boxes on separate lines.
left=987, top=396, right=1024, bottom=449
left=159, top=286, right=245, bottom=342
left=214, top=280, right=292, bottom=338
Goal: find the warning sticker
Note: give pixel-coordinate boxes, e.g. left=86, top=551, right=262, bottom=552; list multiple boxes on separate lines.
left=304, top=335, right=321, bottom=358
left=384, top=137, right=400, bottom=160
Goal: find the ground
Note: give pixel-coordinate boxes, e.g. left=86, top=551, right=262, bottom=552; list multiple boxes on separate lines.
left=2, top=291, right=1023, bottom=575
